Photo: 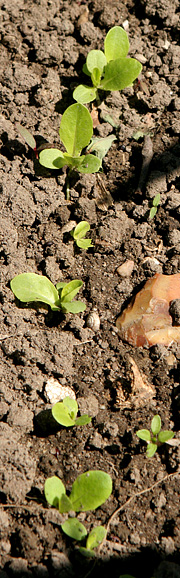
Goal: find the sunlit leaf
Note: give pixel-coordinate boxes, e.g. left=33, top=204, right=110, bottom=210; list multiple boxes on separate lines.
left=104, top=26, right=129, bottom=61
left=61, top=518, right=87, bottom=541
left=70, top=470, right=112, bottom=512
left=44, top=476, right=65, bottom=508
left=60, top=103, right=93, bottom=156
left=10, top=273, right=60, bottom=310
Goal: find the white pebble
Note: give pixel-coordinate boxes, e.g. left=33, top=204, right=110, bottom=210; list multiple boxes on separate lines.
left=45, top=378, right=76, bottom=404
left=86, top=308, right=100, bottom=332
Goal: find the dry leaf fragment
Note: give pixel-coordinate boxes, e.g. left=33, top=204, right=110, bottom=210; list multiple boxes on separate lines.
left=116, top=273, right=180, bottom=347
left=129, top=357, right=155, bottom=408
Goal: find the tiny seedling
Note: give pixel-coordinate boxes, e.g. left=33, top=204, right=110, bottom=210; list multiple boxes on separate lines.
left=38, top=103, right=102, bottom=198
left=17, top=124, right=38, bottom=158
left=44, top=470, right=112, bottom=514
left=52, top=396, right=91, bottom=427
left=62, top=521, right=106, bottom=557
left=136, top=415, right=174, bottom=458
left=10, top=273, right=86, bottom=314
left=70, top=221, right=93, bottom=250
left=149, top=193, right=160, bottom=219
left=73, top=26, right=142, bottom=104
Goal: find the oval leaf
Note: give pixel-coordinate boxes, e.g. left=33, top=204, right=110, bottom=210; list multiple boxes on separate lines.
left=75, top=415, right=92, bottom=426
left=17, top=124, right=36, bottom=149
left=77, top=239, right=93, bottom=250
left=10, top=273, right=60, bottom=310
left=73, top=85, right=97, bottom=104
left=136, top=429, right=151, bottom=442
left=146, top=443, right=157, bottom=458
left=86, top=526, right=106, bottom=550
left=70, top=470, right=112, bottom=512
left=59, top=494, right=73, bottom=514
left=61, top=518, right=87, bottom=541
left=52, top=402, right=75, bottom=427
left=62, top=301, right=86, bottom=314
left=39, top=148, right=66, bottom=169
left=44, top=476, right=65, bottom=508
left=73, top=221, right=90, bottom=240
left=78, top=154, right=101, bottom=174
left=86, top=50, right=107, bottom=74
left=158, top=431, right=174, bottom=443
left=104, top=26, right=129, bottom=61
left=100, top=58, right=142, bottom=91
left=61, top=280, right=83, bottom=303
left=151, top=415, right=161, bottom=435
left=78, top=547, right=96, bottom=558
left=60, top=103, right=93, bottom=156
left=63, top=397, right=78, bottom=419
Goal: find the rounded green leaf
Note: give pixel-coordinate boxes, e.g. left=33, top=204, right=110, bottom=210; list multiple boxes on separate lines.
left=88, top=135, right=116, bottom=161
left=70, top=470, right=112, bottom=512
left=63, top=153, right=86, bottom=168
left=39, top=148, right=66, bottom=169
left=44, top=476, right=65, bottom=508
left=78, top=547, right=96, bottom=558
left=73, top=85, right=97, bottom=104
left=17, top=124, right=36, bottom=149
left=146, top=443, right=157, bottom=458
left=62, top=301, right=86, bottom=314
left=86, top=526, right=106, bottom=550
left=73, top=221, right=90, bottom=240
left=75, top=415, right=92, bottom=426
left=77, top=239, right=93, bottom=250
left=151, top=415, right=161, bottom=435
left=104, top=26, right=129, bottom=61
left=158, top=431, right=174, bottom=443
left=61, top=280, right=83, bottom=303
left=100, top=58, right=142, bottom=91
left=86, top=50, right=107, bottom=74
left=52, top=402, right=76, bottom=427
left=78, top=154, right=101, bottom=174
left=10, top=273, right=60, bottom=310
left=60, top=103, right=93, bottom=156
left=63, top=397, right=78, bottom=419
left=136, top=429, right=151, bottom=442
left=61, top=518, right=87, bottom=541
left=59, top=494, right=74, bottom=514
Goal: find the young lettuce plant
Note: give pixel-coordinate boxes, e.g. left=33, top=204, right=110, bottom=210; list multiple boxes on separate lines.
left=44, top=471, right=112, bottom=555
left=70, top=221, right=93, bottom=250
left=52, top=396, right=91, bottom=427
left=136, top=415, right=174, bottom=458
left=38, top=103, right=101, bottom=199
left=73, top=26, right=142, bottom=105
left=10, top=273, right=86, bottom=314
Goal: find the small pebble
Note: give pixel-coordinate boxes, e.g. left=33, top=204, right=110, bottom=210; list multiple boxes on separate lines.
left=45, top=378, right=76, bottom=404
left=86, top=308, right=100, bottom=331
left=117, top=259, right=134, bottom=277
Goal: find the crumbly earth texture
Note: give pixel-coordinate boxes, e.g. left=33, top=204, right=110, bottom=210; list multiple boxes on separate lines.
left=0, top=1, right=180, bottom=577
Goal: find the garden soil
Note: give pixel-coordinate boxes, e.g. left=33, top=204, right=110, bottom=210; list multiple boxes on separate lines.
left=0, top=0, right=180, bottom=577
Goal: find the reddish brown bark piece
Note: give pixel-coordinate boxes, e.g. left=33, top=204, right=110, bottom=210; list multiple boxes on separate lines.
left=116, top=273, right=180, bottom=347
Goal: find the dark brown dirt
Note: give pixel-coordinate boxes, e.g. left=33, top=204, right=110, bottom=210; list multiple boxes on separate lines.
left=0, top=1, right=180, bottom=577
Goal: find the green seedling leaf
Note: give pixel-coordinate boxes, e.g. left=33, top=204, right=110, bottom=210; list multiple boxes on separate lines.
left=78, top=154, right=101, bottom=174
left=104, top=26, right=130, bottom=61
left=44, top=476, right=66, bottom=508
left=63, top=152, right=86, bottom=168
left=87, top=135, right=116, bottom=161
left=158, top=431, right=175, bottom=443
left=133, top=130, right=145, bottom=141
left=39, top=148, right=66, bottom=169
left=72, top=221, right=90, bottom=241
left=151, top=415, right=161, bottom=435
left=86, top=526, right=106, bottom=550
left=149, top=206, right=157, bottom=219
left=61, top=518, right=87, bottom=541
left=78, top=547, right=96, bottom=558
left=75, top=415, right=92, bottom=426
left=100, top=112, right=119, bottom=127
left=56, top=282, right=67, bottom=292
left=59, top=494, right=73, bottom=514
left=136, top=429, right=151, bottom=442
left=153, top=193, right=161, bottom=207
left=70, top=470, right=112, bottom=512
left=60, top=103, right=93, bottom=157
left=100, top=58, right=142, bottom=91
left=76, top=239, right=93, bottom=250
left=63, top=397, right=78, bottom=419
left=82, top=62, right=91, bottom=77
left=146, top=443, right=157, bottom=458
left=17, top=124, right=36, bottom=149
left=60, top=280, right=83, bottom=303
left=86, top=50, right=107, bottom=75
left=10, top=273, right=60, bottom=311
left=52, top=401, right=77, bottom=427
left=62, top=301, right=86, bottom=314
left=73, top=85, right=97, bottom=104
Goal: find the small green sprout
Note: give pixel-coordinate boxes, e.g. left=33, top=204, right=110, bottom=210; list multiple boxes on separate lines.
left=136, top=415, right=174, bottom=458
left=62, top=522, right=106, bottom=558
left=44, top=470, right=112, bottom=514
left=73, top=26, right=142, bottom=105
left=52, top=396, right=91, bottom=427
left=10, top=273, right=86, bottom=314
left=70, top=221, right=93, bottom=250
left=149, top=193, right=161, bottom=219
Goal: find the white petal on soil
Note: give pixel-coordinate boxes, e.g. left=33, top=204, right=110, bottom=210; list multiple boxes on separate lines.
left=45, top=378, right=76, bottom=404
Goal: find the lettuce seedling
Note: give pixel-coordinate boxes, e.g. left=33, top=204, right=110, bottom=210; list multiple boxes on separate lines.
left=52, top=396, right=91, bottom=427
left=136, top=415, right=174, bottom=457
left=38, top=103, right=101, bottom=198
left=149, top=193, right=160, bottom=219
left=70, top=221, right=93, bottom=250
left=62, top=521, right=106, bottom=557
left=17, top=124, right=39, bottom=158
left=44, top=470, right=112, bottom=514
left=10, top=273, right=86, bottom=314
left=73, top=26, right=142, bottom=104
